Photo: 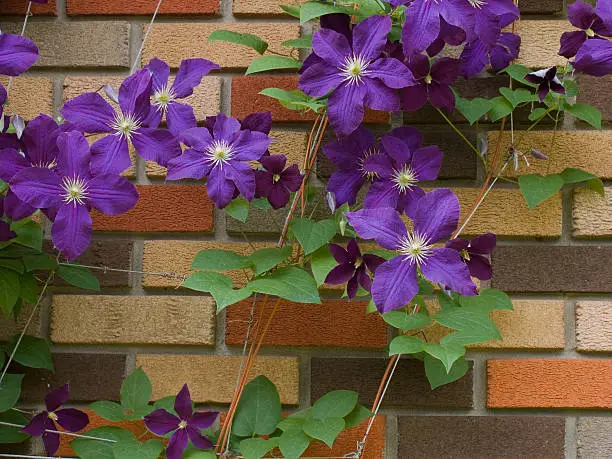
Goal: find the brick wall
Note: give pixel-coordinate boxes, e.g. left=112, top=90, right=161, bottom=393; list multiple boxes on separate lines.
left=1, top=0, right=611, bottom=457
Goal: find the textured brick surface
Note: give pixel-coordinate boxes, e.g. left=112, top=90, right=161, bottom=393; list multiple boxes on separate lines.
left=311, top=358, right=473, bottom=409
left=487, top=359, right=612, bottom=408
left=488, top=130, right=612, bottom=179
left=1, top=22, right=130, bottom=68
left=92, top=185, right=214, bottom=233
left=143, top=23, right=299, bottom=69
left=20, top=353, right=126, bottom=402
left=398, top=416, right=565, bottom=458
left=576, top=301, right=612, bottom=352
left=50, top=295, right=216, bottom=345
left=519, top=0, right=564, bottom=13
left=516, top=20, right=570, bottom=68
left=0, top=77, right=53, bottom=121
left=491, top=246, right=612, bottom=293
left=226, top=299, right=387, bottom=348
left=577, top=74, right=612, bottom=121
left=306, top=417, right=385, bottom=459
left=233, top=0, right=289, bottom=16
left=67, top=0, right=219, bottom=15
left=1, top=0, right=56, bottom=14
left=0, top=303, right=41, bottom=341
left=577, top=417, right=612, bottom=458
left=136, top=354, right=299, bottom=404
left=573, top=187, right=612, bottom=238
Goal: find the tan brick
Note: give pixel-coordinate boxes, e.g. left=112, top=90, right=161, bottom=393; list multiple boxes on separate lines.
left=0, top=77, right=53, bottom=120
left=573, top=187, right=612, bottom=238
left=142, top=23, right=300, bottom=69
left=424, top=300, right=565, bottom=350
left=515, top=20, right=570, bottom=68
left=487, top=130, right=612, bottom=179
left=577, top=417, right=612, bottom=458
left=576, top=301, right=612, bottom=352
left=0, top=303, right=41, bottom=342
left=50, top=295, right=216, bottom=346
left=136, top=354, right=299, bottom=404
left=142, top=241, right=276, bottom=288
left=233, top=0, right=293, bottom=16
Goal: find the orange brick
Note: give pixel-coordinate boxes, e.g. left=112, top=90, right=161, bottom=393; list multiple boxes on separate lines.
left=0, top=0, right=56, bottom=14
left=305, top=416, right=385, bottom=459
left=67, top=0, right=219, bottom=15
left=487, top=359, right=612, bottom=408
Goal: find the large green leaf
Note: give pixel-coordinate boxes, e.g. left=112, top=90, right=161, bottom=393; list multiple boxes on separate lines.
left=89, top=400, right=126, bottom=422
left=422, top=342, right=466, bottom=373
left=57, top=264, right=100, bottom=291
left=225, top=197, right=250, bottom=223
left=424, top=355, right=469, bottom=389
left=281, top=35, right=313, bottom=48
left=0, top=374, right=24, bottom=412
left=10, top=220, right=43, bottom=251
left=191, top=249, right=252, bottom=271
left=0, top=258, right=24, bottom=274
left=71, top=427, right=136, bottom=459
left=343, top=404, right=372, bottom=429
left=248, top=267, right=321, bottom=304
left=112, top=438, right=164, bottom=459
left=500, top=64, right=538, bottom=87
left=208, top=30, right=268, bottom=54
left=454, top=96, right=493, bottom=125
left=280, top=4, right=301, bottom=18
left=289, top=218, right=337, bottom=255
left=382, top=309, right=431, bottom=332
left=240, top=437, right=279, bottom=459
left=120, top=368, right=152, bottom=414
left=183, top=271, right=253, bottom=311
left=310, top=245, right=337, bottom=286
left=0, top=410, right=30, bottom=443
left=564, top=102, right=602, bottom=129
left=232, top=375, right=282, bottom=437
left=248, top=246, right=292, bottom=276
left=560, top=168, right=605, bottom=196
left=11, top=335, right=53, bottom=370
left=518, top=173, right=564, bottom=209
left=389, top=335, right=426, bottom=355
left=488, top=96, right=514, bottom=121
left=499, top=87, right=538, bottom=108
left=19, top=272, right=39, bottom=304
left=303, top=417, right=345, bottom=448
left=278, top=429, right=311, bottom=459
left=259, top=88, right=326, bottom=113
left=246, top=56, right=302, bottom=75
left=312, top=390, right=358, bottom=420
left=434, top=308, right=501, bottom=342
left=0, top=268, right=20, bottom=315
left=300, top=1, right=348, bottom=24
left=457, top=288, right=513, bottom=312
left=23, top=253, right=57, bottom=271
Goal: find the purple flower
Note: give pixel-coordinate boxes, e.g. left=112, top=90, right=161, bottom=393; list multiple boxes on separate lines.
left=573, top=37, right=612, bottom=76
left=427, top=18, right=467, bottom=57
left=401, top=55, right=460, bottom=112
left=559, top=1, right=612, bottom=59
left=0, top=31, right=38, bottom=76
left=445, top=232, right=496, bottom=280
left=460, top=33, right=521, bottom=78
left=364, top=127, right=443, bottom=218
left=0, top=198, right=16, bottom=241
left=525, top=67, right=566, bottom=102
left=166, top=113, right=273, bottom=208
left=144, top=384, right=217, bottom=459
left=145, top=58, right=219, bottom=136
left=21, top=384, right=89, bottom=457
left=254, top=154, right=302, bottom=209
left=346, top=189, right=477, bottom=313
left=0, top=82, right=6, bottom=124
left=324, top=239, right=385, bottom=298
left=299, top=15, right=415, bottom=137
left=10, top=131, right=138, bottom=260
left=60, top=69, right=181, bottom=175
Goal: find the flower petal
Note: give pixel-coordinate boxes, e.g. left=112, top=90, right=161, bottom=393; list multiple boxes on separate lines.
left=225, top=161, right=256, bottom=202
left=146, top=57, right=170, bottom=90
left=431, top=58, right=460, bottom=85
left=172, top=58, right=219, bottom=98
left=298, top=62, right=343, bottom=98
left=364, top=180, right=400, bottom=211
left=118, top=69, right=152, bottom=121
left=328, top=169, right=365, bottom=206
left=56, top=131, right=91, bottom=178
left=380, top=133, right=412, bottom=164
left=132, top=128, right=181, bottom=167
left=42, top=431, right=61, bottom=457
left=400, top=84, right=428, bottom=111
left=421, top=248, right=477, bottom=295
left=328, top=83, right=366, bottom=137
left=428, top=81, right=456, bottom=112
left=10, top=167, right=62, bottom=210
left=166, top=149, right=212, bottom=181
left=88, top=175, right=138, bottom=215
left=0, top=33, right=38, bottom=76
left=352, top=15, right=392, bottom=61
left=51, top=204, right=92, bottom=261
left=260, top=154, right=286, bottom=174
left=45, top=384, right=70, bottom=411
left=268, top=182, right=290, bottom=209
left=323, top=125, right=375, bottom=167
left=231, top=130, right=273, bottom=161
left=90, top=134, right=131, bottom=176
left=207, top=167, right=236, bottom=209
left=189, top=411, right=218, bottom=429
left=467, top=254, right=492, bottom=280
left=312, top=28, right=352, bottom=65
left=387, top=126, right=424, bottom=153
left=55, top=408, right=89, bottom=432
left=371, top=256, right=418, bottom=313
left=241, top=111, right=272, bottom=134
left=573, top=38, right=612, bottom=77
left=362, top=253, right=386, bottom=273
left=174, top=384, right=193, bottom=420
left=22, top=114, right=60, bottom=167
left=166, top=101, right=197, bottom=136
left=0, top=148, right=29, bottom=182
left=346, top=207, right=407, bottom=251
left=346, top=275, right=359, bottom=299
left=186, top=425, right=214, bottom=450
left=166, top=429, right=189, bottom=459
left=460, top=39, right=489, bottom=78
left=213, top=113, right=241, bottom=141
left=364, top=78, right=400, bottom=112
left=411, top=145, right=443, bottom=181
left=60, top=92, right=115, bottom=134
left=367, top=58, right=415, bottom=89
left=413, top=188, right=460, bottom=242
left=469, top=232, right=497, bottom=254
left=398, top=186, right=426, bottom=219
left=279, top=164, right=302, bottom=192
left=180, top=127, right=213, bottom=151
left=325, top=263, right=356, bottom=285
left=559, top=30, right=587, bottom=59
left=22, top=413, right=47, bottom=437
left=328, top=243, right=352, bottom=264
left=144, top=409, right=180, bottom=435
left=402, top=0, right=441, bottom=56
left=4, top=191, right=36, bottom=221
left=568, top=0, right=597, bottom=30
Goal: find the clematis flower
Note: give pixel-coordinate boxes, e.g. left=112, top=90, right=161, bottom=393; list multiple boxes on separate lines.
left=0, top=31, right=38, bottom=76
left=166, top=113, right=273, bottom=208
left=401, top=55, right=460, bottom=112
left=427, top=18, right=467, bottom=57
left=299, top=15, right=415, bottom=137
left=525, top=67, right=566, bottom=102
left=0, top=198, right=16, bottom=241
left=145, top=58, right=219, bottom=136
left=324, top=239, right=385, bottom=298
left=346, top=189, right=477, bottom=313
left=10, top=131, right=139, bottom=260
left=144, top=384, right=217, bottom=459
left=254, top=154, right=302, bottom=209
left=559, top=0, right=612, bottom=58
left=460, top=33, right=521, bottom=78
left=301, top=13, right=352, bottom=74
left=0, top=82, right=6, bottom=124
left=573, top=37, right=612, bottom=76
left=21, top=384, right=89, bottom=457
left=60, top=69, right=181, bottom=175
left=445, top=232, right=496, bottom=280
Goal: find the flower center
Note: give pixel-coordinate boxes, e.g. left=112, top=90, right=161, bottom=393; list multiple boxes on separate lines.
left=32, top=158, right=57, bottom=169
left=354, top=257, right=363, bottom=269
left=111, top=112, right=141, bottom=140
left=358, top=148, right=380, bottom=181
left=460, top=248, right=471, bottom=261
left=153, top=84, right=176, bottom=112
left=272, top=173, right=281, bottom=183
left=61, top=175, right=89, bottom=206
left=205, top=140, right=234, bottom=168
left=397, top=232, right=432, bottom=266
left=468, top=0, right=487, bottom=8
left=178, top=420, right=188, bottom=429
left=585, top=28, right=595, bottom=37
left=392, top=165, right=418, bottom=192
left=424, top=74, right=433, bottom=84
left=48, top=412, right=58, bottom=422
left=339, top=54, right=371, bottom=85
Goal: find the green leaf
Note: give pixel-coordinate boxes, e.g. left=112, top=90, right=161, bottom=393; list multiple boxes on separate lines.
left=528, top=107, right=548, bottom=121
left=249, top=267, right=321, bottom=304
left=183, top=271, right=253, bottom=311
left=454, top=96, right=493, bottom=125
left=0, top=374, right=23, bottom=412
left=499, top=87, right=539, bottom=108
left=251, top=197, right=272, bottom=211
left=0, top=268, right=20, bottom=315
left=248, top=246, right=292, bottom=276
left=312, top=390, right=358, bottom=419
left=383, top=310, right=431, bottom=332
left=208, top=30, right=268, bottom=54
left=0, top=245, right=39, bottom=259
left=343, top=404, right=372, bottom=429
left=240, top=437, right=279, bottom=459
left=153, top=396, right=177, bottom=415
left=183, top=450, right=217, bottom=459
left=19, top=272, right=38, bottom=304
left=225, top=197, right=249, bottom=223
left=71, top=427, right=136, bottom=459
left=11, top=220, right=43, bottom=251
left=564, top=102, right=602, bottom=129
left=120, top=368, right=152, bottom=414
left=58, top=264, right=100, bottom=291
left=424, top=355, right=469, bottom=389
left=423, top=342, right=466, bottom=373
left=278, top=429, right=311, bottom=459
left=281, top=35, right=313, bottom=48
left=560, top=168, right=605, bottom=196
left=518, top=173, right=564, bottom=209
left=564, top=79, right=578, bottom=98
left=246, top=56, right=302, bottom=75
left=0, top=410, right=30, bottom=443
left=434, top=308, right=501, bottom=342
left=280, top=4, right=301, bottom=18
left=90, top=400, right=126, bottom=422
left=303, top=417, right=345, bottom=448
left=0, top=259, right=24, bottom=274
left=488, top=96, right=514, bottom=121
left=23, top=252, right=57, bottom=271
left=300, top=1, right=348, bottom=24
left=310, top=245, right=337, bottom=286
left=112, top=438, right=164, bottom=459
left=500, top=64, right=538, bottom=87
left=457, top=288, right=513, bottom=312
left=11, top=336, right=53, bottom=370
left=277, top=408, right=311, bottom=432
left=259, top=88, right=325, bottom=113
left=233, top=375, right=281, bottom=437
left=191, top=249, right=252, bottom=271
left=389, top=335, right=426, bottom=355
left=289, top=218, right=337, bottom=255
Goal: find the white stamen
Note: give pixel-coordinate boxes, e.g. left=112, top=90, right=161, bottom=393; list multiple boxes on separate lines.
left=205, top=140, right=234, bottom=168
left=468, top=0, right=487, bottom=8
left=397, top=232, right=433, bottom=266
left=32, top=158, right=57, bottom=169
left=110, top=112, right=142, bottom=140
left=358, top=148, right=381, bottom=181
left=392, top=165, right=418, bottom=192
left=152, top=84, right=176, bottom=112
left=61, top=175, right=89, bottom=206
left=339, top=54, right=371, bottom=86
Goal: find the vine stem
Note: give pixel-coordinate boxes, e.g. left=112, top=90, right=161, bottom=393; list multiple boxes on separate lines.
left=435, top=107, right=486, bottom=168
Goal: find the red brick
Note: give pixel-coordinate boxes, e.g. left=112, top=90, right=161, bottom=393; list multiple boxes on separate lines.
left=0, top=0, right=56, bottom=15
left=305, top=417, right=385, bottom=459
left=92, top=185, right=214, bottom=233
left=66, top=0, right=219, bottom=15
left=226, top=299, right=387, bottom=348
left=231, top=76, right=390, bottom=124
left=487, top=359, right=612, bottom=409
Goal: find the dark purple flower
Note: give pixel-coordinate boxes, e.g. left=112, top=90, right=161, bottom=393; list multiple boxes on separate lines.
left=166, top=113, right=273, bottom=208
left=60, top=69, right=181, bottom=175
left=145, top=58, right=219, bottom=136
left=401, top=55, right=460, bottom=112
left=0, top=31, right=38, bottom=76
left=427, top=18, right=467, bottom=57
left=324, top=239, right=385, bottom=298
left=299, top=15, right=415, bottom=137
left=573, top=37, right=612, bottom=76
left=301, top=14, right=352, bottom=74
left=0, top=198, right=16, bottom=241
left=559, top=1, right=612, bottom=59
left=460, top=33, right=521, bottom=78
left=525, top=67, right=566, bottom=102
left=0, top=82, right=6, bottom=124
left=346, top=189, right=477, bottom=313
left=445, top=232, right=496, bottom=280
left=254, top=154, right=302, bottom=209
left=21, top=384, right=89, bottom=457
left=144, top=384, right=217, bottom=459
left=10, top=131, right=138, bottom=260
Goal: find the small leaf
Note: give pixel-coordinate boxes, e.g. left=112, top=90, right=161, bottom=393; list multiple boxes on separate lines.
left=248, top=267, right=321, bottom=304
left=281, top=35, right=313, bottom=48
left=518, top=173, right=564, bottom=209
left=248, top=246, right=292, bottom=276
left=434, top=308, right=501, bottom=342
left=499, top=87, right=539, bottom=108
left=183, top=271, right=253, bottom=311
left=225, top=197, right=249, bottom=223
left=488, top=96, right=514, bottom=121
left=112, top=438, right=164, bottom=459
left=246, top=56, right=302, bottom=75
left=528, top=107, right=548, bottom=121
left=0, top=259, right=24, bottom=274
left=89, top=401, right=126, bottom=422
left=11, top=335, right=53, bottom=370
left=289, top=218, right=337, bottom=255
left=500, top=64, right=538, bottom=87
left=454, top=96, right=493, bottom=125
left=424, top=355, right=469, bottom=389
left=10, top=220, right=43, bottom=251
left=0, top=374, right=24, bottom=412
left=208, top=30, right=268, bottom=55
left=58, top=264, right=100, bottom=291
left=251, top=197, right=272, bottom=211
left=259, top=88, right=325, bottom=113
left=233, top=375, right=281, bottom=437
left=564, top=102, right=602, bottom=129
left=120, top=368, right=152, bottom=414
left=310, top=245, right=337, bottom=286
left=23, top=253, right=57, bottom=271
left=457, top=288, right=513, bottom=312
left=389, top=335, right=426, bottom=355
left=240, top=437, right=278, bottom=459
left=300, top=1, right=349, bottom=24
left=0, top=268, right=20, bottom=315
left=383, top=310, right=431, bottom=332
left=278, top=429, right=311, bottom=459
left=303, top=417, right=345, bottom=448
left=0, top=410, right=30, bottom=443
left=343, top=404, right=372, bottom=429
left=280, top=4, right=301, bottom=18
left=191, top=249, right=252, bottom=271
left=71, top=427, right=136, bottom=459
left=423, top=342, right=466, bottom=373
left=19, top=272, right=38, bottom=304
left=312, top=390, right=358, bottom=419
